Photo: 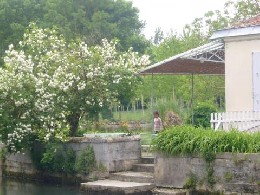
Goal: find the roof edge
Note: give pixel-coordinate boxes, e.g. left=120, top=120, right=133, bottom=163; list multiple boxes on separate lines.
left=210, top=25, right=260, bottom=40
left=140, top=40, right=224, bottom=73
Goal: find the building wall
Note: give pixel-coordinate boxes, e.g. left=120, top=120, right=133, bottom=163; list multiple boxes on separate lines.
left=224, top=35, right=260, bottom=111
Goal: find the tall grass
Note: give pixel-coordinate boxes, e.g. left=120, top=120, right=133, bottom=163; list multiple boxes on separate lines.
left=154, top=126, right=260, bottom=157
left=113, top=96, right=188, bottom=123
left=152, top=97, right=188, bottom=122
left=113, top=110, right=152, bottom=122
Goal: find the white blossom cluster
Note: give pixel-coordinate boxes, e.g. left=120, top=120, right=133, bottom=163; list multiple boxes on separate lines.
left=0, top=23, right=150, bottom=152
left=7, top=123, right=33, bottom=152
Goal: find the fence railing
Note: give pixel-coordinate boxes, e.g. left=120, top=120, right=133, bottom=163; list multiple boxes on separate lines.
left=210, top=111, right=260, bottom=132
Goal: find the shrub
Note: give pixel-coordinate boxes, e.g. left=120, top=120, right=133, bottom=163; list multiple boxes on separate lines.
left=31, top=142, right=76, bottom=174
left=163, top=111, right=182, bottom=128
left=100, top=105, right=113, bottom=120
left=41, top=143, right=76, bottom=174
left=184, top=173, right=198, bottom=189
left=191, top=103, right=217, bottom=128
left=75, top=145, right=96, bottom=175
left=31, top=142, right=98, bottom=175
left=153, top=97, right=187, bottom=124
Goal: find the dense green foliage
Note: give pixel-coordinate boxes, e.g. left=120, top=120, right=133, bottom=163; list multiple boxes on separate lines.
left=75, top=145, right=96, bottom=175
left=0, top=0, right=150, bottom=66
left=40, top=143, right=76, bottom=174
left=31, top=142, right=96, bottom=175
left=155, top=126, right=260, bottom=157
left=192, top=103, right=217, bottom=128
left=31, top=142, right=76, bottom=174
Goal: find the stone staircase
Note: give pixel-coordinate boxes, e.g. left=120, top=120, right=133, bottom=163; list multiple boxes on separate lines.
left=80, top=148, right=155, bottom=195
left=110, top=156, right=154, bottom=183
left=80, top=145, right=198, bottom=195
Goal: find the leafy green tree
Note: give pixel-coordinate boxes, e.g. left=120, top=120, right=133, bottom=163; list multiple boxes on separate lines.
left=150, top=34, right=187, bottom=62
left=230, top=0, right=260, bottom=22
left=0, top=0, right=150, bottom=66
left=151, top=27, right=165, bottom=45
left=0, top=24, right=150, bottom=152
left=181, top=0, right=260, bottom=40
left=0, top=0, right=43, bottom=65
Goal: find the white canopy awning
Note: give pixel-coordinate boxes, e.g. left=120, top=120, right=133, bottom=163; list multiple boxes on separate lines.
left=140, top=40, right=225, bottom=75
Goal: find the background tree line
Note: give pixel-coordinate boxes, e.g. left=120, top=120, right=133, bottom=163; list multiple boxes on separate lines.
left=0, top=0, right=150, bottom=66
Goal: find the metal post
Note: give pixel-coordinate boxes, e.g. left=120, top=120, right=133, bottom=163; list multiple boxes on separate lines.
left=191, top=73, right=194, bottom=125
left=151, top=73, right=154, bottom=111
left=151, top=73, right=154, bottom=134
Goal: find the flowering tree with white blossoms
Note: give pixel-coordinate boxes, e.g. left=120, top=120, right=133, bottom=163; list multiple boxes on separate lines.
left=0, top=23, right=150, bottom=152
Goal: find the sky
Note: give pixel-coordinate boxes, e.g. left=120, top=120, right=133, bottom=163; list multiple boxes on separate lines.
left=130, top=0, right=231, bottom=39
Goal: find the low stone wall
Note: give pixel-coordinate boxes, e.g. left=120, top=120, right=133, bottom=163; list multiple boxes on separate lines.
left=103, top=122, right=152, bottom=131
left=68, top=134, right=141, bottom=172
left=155, top=152, right=260, bottom=194
left=3, top=152, right=38, bottom=176
left=0, top=135, right=141, bottom=181
left=0, top=142, right=39, bottom=180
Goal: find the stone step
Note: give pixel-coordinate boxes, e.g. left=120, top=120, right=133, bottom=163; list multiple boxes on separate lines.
left=141, top=157, right=154, bottom=164
left=132, top=163, right=154, bottom=173
left=152, top=188, right=187, bottom=195
left=141, top=145, right=153, bottom=153
left=141, top=145, right=154, bottom=158
left=80, top=179, right=154, bottom=195
left=142, top=151, right=154, bottom=158
left=110, top=171, right=154, bottom=183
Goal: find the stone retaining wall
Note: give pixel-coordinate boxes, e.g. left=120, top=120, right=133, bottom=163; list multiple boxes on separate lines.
left=0, top=135, right=141, bottom=180
left=155, top=152, right=260, bottom=194
left=3, top=152, right=38, bottom=176
left=68, top=135, right=141, bottom=172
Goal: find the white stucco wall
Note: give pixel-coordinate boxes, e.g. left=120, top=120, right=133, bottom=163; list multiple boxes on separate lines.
left=224, top=35, right=260, bottom=112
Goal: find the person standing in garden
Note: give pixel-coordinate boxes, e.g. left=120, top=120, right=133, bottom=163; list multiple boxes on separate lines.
left=153, top=111, right=163, bottom=133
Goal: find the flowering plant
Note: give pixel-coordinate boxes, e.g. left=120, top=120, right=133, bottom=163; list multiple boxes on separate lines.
left=0, top=23, right=150, bottom=152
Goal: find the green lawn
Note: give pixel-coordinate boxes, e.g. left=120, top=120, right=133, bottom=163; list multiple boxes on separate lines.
left=140, top=131, right=154, bottom=145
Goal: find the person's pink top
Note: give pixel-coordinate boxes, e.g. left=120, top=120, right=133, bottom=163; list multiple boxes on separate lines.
left=154, top=117, right=163, bottom=132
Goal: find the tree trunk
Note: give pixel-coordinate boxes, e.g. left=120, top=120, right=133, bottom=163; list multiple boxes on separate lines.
left=68, top=112, right=80, bottom=137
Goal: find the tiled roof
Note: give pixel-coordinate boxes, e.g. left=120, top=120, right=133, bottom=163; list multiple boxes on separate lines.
left=232, top=13, right=260, bottom=28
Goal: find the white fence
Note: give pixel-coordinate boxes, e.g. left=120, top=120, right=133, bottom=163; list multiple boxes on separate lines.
left=210, top=111, right=260, bottom=132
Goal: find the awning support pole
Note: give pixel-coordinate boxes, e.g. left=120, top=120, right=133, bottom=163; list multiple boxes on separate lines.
left=191, top=73, right=194, bottom=125
left=151, top=73, right=154, bottom=133
left=151, top=73, right=154, bottom=110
